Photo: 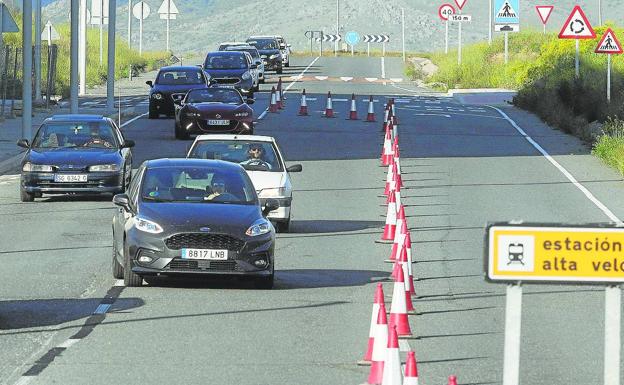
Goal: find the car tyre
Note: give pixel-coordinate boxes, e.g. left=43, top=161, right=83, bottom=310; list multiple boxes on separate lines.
left=276, top=218, right=290, bottom=233
left=20, top=187, right=35, bottom=202
left=254, top=273, right=274, bottom=289
left=175, top=122, right=189, bottom=140
left=123, top=242, right=143, bottom=287
left=112, top=240, right=124, bottom=279
left=148, top=105, right=158, bottom=119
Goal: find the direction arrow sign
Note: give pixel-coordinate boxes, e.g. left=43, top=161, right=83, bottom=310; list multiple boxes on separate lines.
left=133, top=1, right=151, bottom=20
left=595, top=28, right=623, bottom=54
left=0, top=3, right=19, bottom=33
left=535, top=5, right=554, bottom=25
left=41, top=20, right=60, bottom=42
left=158, top=0, right=179, bottom=20
left=439, top=4, right=456, bottom=21
left=558, top=5, right=596, bottom=39
left=454, top=0, right=467, bottom=10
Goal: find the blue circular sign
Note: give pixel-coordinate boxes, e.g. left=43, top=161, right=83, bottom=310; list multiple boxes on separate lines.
left=345, top=31, right=360, bottom=45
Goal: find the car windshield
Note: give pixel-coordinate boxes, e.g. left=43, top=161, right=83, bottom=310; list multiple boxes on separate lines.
left=247, top=39, right=278, bottom=50
left=188, top=141, right=283, bottom=172
left=186, top=89, right=243, bottom=104
left=225, top=47, right=260, bottom=59
left=32, top=122, right=119, bottom=149
left=204, top=54, right=248, bottom=70
left=141, top=166, right=257, bottom=204
left=156, top=70, right=204, bottom=85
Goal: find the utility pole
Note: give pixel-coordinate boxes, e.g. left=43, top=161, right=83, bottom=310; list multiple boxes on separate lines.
left=34, top=0, right=42, bottom=101
left=166, top=0, right=169, bottom=51
left=22, top=0, right=33, bottom=139
left=488, top=0, right=492, bottom=45
left=106, top=0, right=116, bottom=112
left=598, top=0, right=602, bottom=25
left=335, top=0, right=339, bottom=55
left=401, top=8, right=405, bottom=62
left=79, top=0, right=87, bottom=95
left=127, top=0, right=132, bottom=47
left=70, top=0, right=79, bottom=113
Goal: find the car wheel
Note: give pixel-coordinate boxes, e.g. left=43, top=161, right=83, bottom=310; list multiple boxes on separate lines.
left=123, top=242, right=143, bottom=287
left=112, top=240, right=124, bottom=279
left=175, top=123, right=189, bottom=140
left=276, top=218, right=290, bottom=233
left=20, top=187, right=35, bottom=202
left=148, top=107, right=158, bottom=119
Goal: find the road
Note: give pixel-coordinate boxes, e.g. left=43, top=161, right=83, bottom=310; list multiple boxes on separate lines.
left=1, top=55, right=624, bottom=385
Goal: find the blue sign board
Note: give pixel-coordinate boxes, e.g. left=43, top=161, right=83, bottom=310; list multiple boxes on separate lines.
left=345, top=31, right=360, bottom=45
left=494, top=0, right=520, bottom=24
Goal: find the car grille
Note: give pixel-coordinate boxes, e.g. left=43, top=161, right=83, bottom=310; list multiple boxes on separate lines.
left=167, top=259, right=238, bottom=271
left=213, top=78, right=240, bottom=85
left=165, top=233, right=245, bottom=251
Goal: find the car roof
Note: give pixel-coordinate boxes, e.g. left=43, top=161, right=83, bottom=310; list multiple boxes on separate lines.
left=225, top=45, right=257, bottom=51
left=158, top=65, right=203, bottom=71
left=145, top=158, right=245, bottom=171
left=194, top=134, right=275, bottom=143
left=248, top=36, right=278, bottom=40
left=206, top=51, right=246, bottom=57
left=45, top=114, right=107, bottom=122
left=219, top=41, right=248, bottom=46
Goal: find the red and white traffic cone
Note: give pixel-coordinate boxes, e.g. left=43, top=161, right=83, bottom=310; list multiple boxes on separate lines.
left=392, top=116, right=399, bottom=144
left=361, top=283, right=385, bottom=364
left=399, top=243, right=416, bottom=312
left=367, top=302, right=389, bottom=385
left=381, top=190, right=397, bottom=242
left=298, top=89, right=309, bottom=116
left=381, top=103, right=390, bottom=132
left=348, top=93, right=358, bottom=120
left=276, top=77, right=284, bottom=109
left=366, top=95, right=376, bottom=122
left=381, top=326, right=402, bottom=385
left=405, top=230, right=416, bottom=294
left=390, top=98, right=396, bottom=117
left=403, top=351, right=419, bottom=385
left=384, top=157, right=395, bottom=196
left=325, top=91, right=334, bottom=118
left=388, top=262, right=412, bottom=337
left=448, top=376, right=458, bottom=385
left=389, top=205, right=406, bottom=262
left=268, top=87, right=278, bottom=113
left=275, top=85, right=283, bottom=110
left=381, top=123, right=394, bottom=166
left=393, top=155, right=403, bottom=189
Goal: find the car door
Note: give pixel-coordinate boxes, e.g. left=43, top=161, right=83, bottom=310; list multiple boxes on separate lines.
left=111, top=119, right=132, bottom=186
left=245, top=53, right=258, bottom=85
left=113, top=165, right=144, bottom=258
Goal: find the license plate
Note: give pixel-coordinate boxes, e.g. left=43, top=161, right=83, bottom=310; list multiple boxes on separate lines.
left=219, top=85, right=236, bottom=89
left=181, top=248, right=228, bottom=260
left=208, top=119, right=230, bottom=125
left=54, top=174, right=88, bottom=183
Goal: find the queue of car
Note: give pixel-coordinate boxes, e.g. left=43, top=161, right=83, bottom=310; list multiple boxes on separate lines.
left=16, top=36, right=297, bottom=289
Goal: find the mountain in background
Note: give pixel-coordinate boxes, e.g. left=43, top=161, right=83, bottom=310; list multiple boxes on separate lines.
left=5, top=0, right=624, bottom=54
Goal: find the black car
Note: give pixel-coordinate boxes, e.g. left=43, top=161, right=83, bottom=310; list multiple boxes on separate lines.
left=147, top=66, right=209, bottom=119
left=111, top=158, right=279, bottom=288
left=174, top=87, right=255, bottom=139
left=202, top=51, right=257, bottom=97
left=17, top=114, right=134, bottom=202
left=246, top=36, right=283, bottom=74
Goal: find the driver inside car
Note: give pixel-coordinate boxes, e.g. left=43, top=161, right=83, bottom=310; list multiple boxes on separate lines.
left=239, top=144, right=272, bottom=170
left=83, top=123, right=114, bottom=148
left=204, top=175, right=227, bottom=200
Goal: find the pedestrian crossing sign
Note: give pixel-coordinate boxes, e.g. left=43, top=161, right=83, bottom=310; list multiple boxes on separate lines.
left=595, top=28, right=623, bottom=54
left=495, top=0, right=519, bottom=24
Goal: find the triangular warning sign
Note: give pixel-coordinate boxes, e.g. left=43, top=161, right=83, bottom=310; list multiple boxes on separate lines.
left=558, top=5, right=596, bottom=39
left=497, top=1, right=518, bottom=19
left=595, top=28, right=623, bottom=54
left=535, top=5, right=554, bottom=24
left=454, top=0, right=467, bottom=11
left=158, top=0, right=179, bottom=15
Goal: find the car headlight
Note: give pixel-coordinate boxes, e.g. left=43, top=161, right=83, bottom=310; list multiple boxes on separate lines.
left=246, top=218, right=272, bottom=236
left=186, top=111, right=201, bottom=118
left=151, top=93, right=163, bottom=100
left=134, top=217, right=164, bottom=234
left=269, top=54, right=277, bottom=60
left=234, top=112, right=249, bottom=117
left=258, top=187, right=288, bottom=198
left=242, top=71, right=251, bottom=80
left=22, top=162, right=53, bottom=172
left=260, top=55, right=267, bottom=59
left=88, top=164, right=120, bottom=172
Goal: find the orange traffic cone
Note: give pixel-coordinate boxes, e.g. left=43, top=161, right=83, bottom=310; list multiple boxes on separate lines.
left=348, top=93, right=358, bottom=120
left=381, top=326, right=402, bottom=385
left=361, top=283, right=385, bottom=364
left=389, top=262, right=412, bottom=337
left=325, top=91, right=334, bottom=118
left=448, top=376, right=458, bottom=385
left=381, top=189, right=397, bottom=242
left=298, top=89, right=309, bottom=116
left=366, top=95, right=376, bottom=122
left=403, top=351, right=419, bottom=385
left=367, top=302, right=389, bottom=385
left=268, top=87, right=278, bottom=113
left=381, top=123, right=394, bottom=166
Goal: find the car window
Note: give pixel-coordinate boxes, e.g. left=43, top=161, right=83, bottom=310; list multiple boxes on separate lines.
left=157, top=70, right=205, bottom=85
left=186, top=89, right=243, bottom=104
left=188, top=141, right=283, bottom=172
left=204, top=54, right=248, bottom=70
left=32, top=122, right=119, bottom=149
left=247, top=39, right=278, bottom=50
left=141, top=166, right=257, bottom=204
left=128, top=165, right=145, bottom=207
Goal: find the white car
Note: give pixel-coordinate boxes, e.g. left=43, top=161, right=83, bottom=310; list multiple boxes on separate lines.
left=186, top=134, right=302, bottom=232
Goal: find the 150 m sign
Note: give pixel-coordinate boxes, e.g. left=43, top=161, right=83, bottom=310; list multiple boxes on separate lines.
left=486, top=224, right=624, bottom=283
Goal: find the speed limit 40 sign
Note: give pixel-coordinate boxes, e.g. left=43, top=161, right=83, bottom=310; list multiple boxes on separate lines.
left=439, top=3, right=456, bottom=21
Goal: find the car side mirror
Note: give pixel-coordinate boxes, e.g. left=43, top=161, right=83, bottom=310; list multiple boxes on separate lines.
left=146, top=80, right=153, bottom=87
left=279, top=44, right=286, bottom=49
left=17, top=139, right=30, bottom=149
left=121, top=139, right=135, bottom=148
left=287, top=164, right=302, bottom=173
left=246, top=98, right=255, bottom=105
left=250, top=64, right=258, bottom=69
left=173, top=99, right=182, bottom=106
left=113, top=193, right=131, bottom=211
left=262, top=198, right=280, bottom=216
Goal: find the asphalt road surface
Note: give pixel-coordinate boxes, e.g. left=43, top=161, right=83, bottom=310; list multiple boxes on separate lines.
left=1, top=55, right=624, bottom=385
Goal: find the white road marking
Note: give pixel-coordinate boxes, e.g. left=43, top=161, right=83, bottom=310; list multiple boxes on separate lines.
left=395, top=99, right=412, bottom=103
left=306, top=98, right=318, bottom=101
left=390, top=78, right=404, bottom=83
left=340, top=77, right=354, bottom=82
left=14, top=376, right=32, bottom=385
left=331, top=99, right=348, bottom=102
left=258, top=56, right=320, bottom=121
left=399, top=339, right=411, bottom=352
left=491, top=106, right=622, bottom=224
left=114, top=279, right=125, bottom=287
left=365, top=77, right=379, bottom=82
left=57, top=339, right=80, bottom=349
left=315, top=76, right=328, bottom=81
left=120, top=112, right=148, bottom=128
left=360, top=99, right=380, bottom=103
left=93, top=304, right=112, bottom=314
left=414, top=113, right=451, bottom=118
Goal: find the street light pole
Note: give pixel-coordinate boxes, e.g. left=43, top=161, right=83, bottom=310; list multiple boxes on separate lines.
left=106, top=0, right=116, bottom=112
left=22, top=0, right=32, bottom=139
left=335, top=0, right=339, bottom=55
left=127, top=0, right=132, bottom=46
left=70, top=0, right=79, bottom=113
left=488, top=0, right=492, bottom=45
left=34, top=0, right=42, bottom=101
left=79, top=0, right=87, bottom=95
left=401, top=7, right=405, bottom=62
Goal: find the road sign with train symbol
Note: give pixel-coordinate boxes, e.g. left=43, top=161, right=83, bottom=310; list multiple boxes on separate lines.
left=558, top=5, right=595, bottom=39
left=595, top=28, right=623, bottom=54
left=495, top=0, right=519, bottom=32
left=487, top=223, right=624, bottom=283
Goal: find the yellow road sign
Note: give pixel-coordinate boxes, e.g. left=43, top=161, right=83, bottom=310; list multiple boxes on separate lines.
left=487, top=224, right=624, bottom=283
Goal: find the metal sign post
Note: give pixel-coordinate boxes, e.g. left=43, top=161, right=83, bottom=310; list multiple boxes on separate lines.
left=608, top=54, right=611, bottom=102
left=605, top=285, right=621, bottom=385
left=22, top=0, right=33, bottom=139
left=133, top=1, right=150, bottom=56
left=70, top=0, right=79, bottom=113
left=158, top=0, right=179, bottom=52
left=594, top=28, right=623, bottom=103
left=458, top=10, right=462, bottom=65
left=34, top=0, right=42, bottom=101
left=504, top=31, right=508, bottom=64
left=558, top=5, right=596, bottom=79
left=439, top=5, right=455, bottom=54
left=401, top=8, right=405, bottom=62
left=79, top=0, right=87, bottom=96
left=502, top=283, right=522, bottom=385
left=106, top=0, right=116, bottom=112
left=127, top=0, right=132, bottom=47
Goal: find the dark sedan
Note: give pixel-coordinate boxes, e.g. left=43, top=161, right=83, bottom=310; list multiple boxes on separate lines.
left=174, top=87, right=255, bottom=139
left=246, top=37, right=283, bottom=74
left=202, top=51, right=257, bottom=96
left=111, top=158, right=279, bottom=288
left=17, top=115, right=134, bottom=202
left=147, top=66, right=209, bottom=119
